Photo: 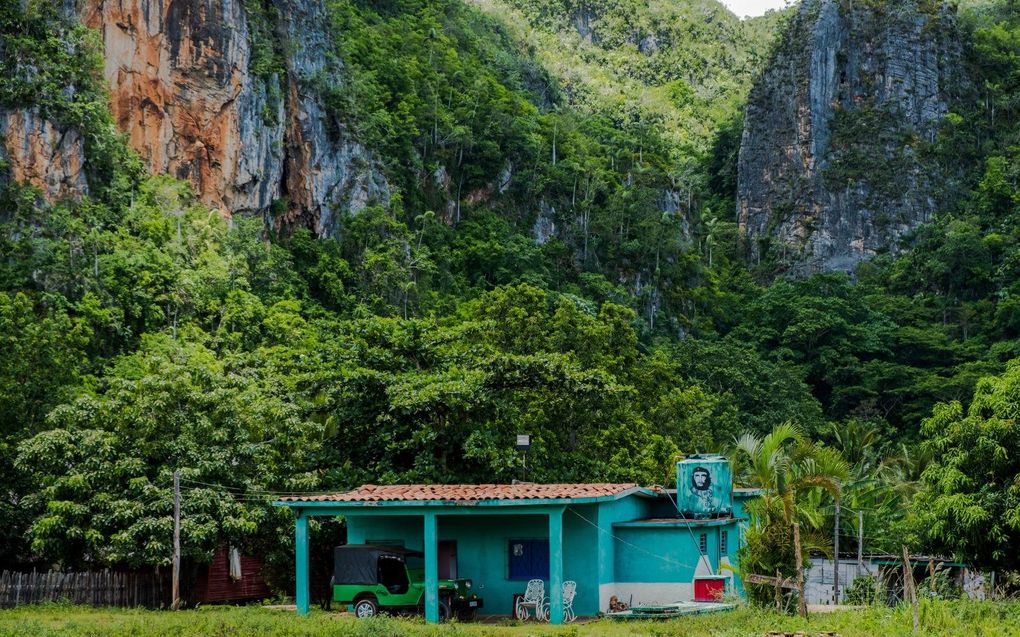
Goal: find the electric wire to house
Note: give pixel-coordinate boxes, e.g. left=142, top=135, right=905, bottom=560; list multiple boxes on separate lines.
left=567, top=507, right=706, bottom=573
left=175, top=477, right=337, bottom=498
left=655, top=484, right=714, bottom=573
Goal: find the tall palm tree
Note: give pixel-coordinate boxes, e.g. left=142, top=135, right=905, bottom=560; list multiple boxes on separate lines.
left=732, top=422, right=849, bottom=605
left=734, top=422, right=848, bottom=528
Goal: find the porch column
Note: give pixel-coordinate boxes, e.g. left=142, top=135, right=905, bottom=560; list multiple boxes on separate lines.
left=295, top=511, right=310, bottom=616
left=596, top=506, right=614, bottom=612
left=424, top=512, right=439, bottom=623
left=548, top=507, right=565, bottom=624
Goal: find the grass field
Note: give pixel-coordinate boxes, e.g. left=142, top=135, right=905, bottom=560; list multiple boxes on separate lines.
left=1, top=601, right=1019, bottom=636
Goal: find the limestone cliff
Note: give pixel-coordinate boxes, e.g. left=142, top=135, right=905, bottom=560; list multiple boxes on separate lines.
left=79, top=0, right=388, bottom=235
left=1, top=1, right=90, bottom=205
left=1, top=108, right=89, bottom=203
left=737, top=0, right=964, bottom=273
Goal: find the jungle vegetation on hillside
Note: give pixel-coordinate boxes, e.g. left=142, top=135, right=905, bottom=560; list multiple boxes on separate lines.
left=1, top=0, right=1020, bottom=597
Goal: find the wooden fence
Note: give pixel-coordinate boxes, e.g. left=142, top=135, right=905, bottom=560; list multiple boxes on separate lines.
left=0, top=570, right=172, bottom=609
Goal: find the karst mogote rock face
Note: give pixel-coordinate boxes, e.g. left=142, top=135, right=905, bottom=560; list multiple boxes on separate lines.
left=79, top=0, right=388, bottom=235
left=737, top=0, right=965, bottom=274
left=1, top=109, right=89, bottom=202
left=1, top=2, right=89, bottom=204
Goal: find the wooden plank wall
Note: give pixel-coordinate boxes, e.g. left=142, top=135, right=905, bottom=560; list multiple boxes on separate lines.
left=191, top=549, right=271, bottom=603
left=0, top=570, right=171, bottom=609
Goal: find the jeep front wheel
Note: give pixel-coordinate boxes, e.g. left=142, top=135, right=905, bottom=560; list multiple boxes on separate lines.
left=353, top=597, right=378, bottom=618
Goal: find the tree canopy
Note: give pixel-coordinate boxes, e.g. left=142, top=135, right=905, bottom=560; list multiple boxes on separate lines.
left=2, top=0, right=1020, bottom=581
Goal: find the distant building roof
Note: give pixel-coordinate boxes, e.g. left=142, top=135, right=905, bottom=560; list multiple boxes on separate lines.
left=734, top=487, right=764, bottom=496
left=277, top=483, right=643, bottom=504
left=613, top=516, right=745, bottom=528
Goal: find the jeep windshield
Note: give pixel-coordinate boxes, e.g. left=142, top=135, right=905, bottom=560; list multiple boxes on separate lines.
left=405, top=555, right=424, bottom=570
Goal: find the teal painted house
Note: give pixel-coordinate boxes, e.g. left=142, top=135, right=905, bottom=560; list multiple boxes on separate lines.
left=274, top=455, right=757, bottom=624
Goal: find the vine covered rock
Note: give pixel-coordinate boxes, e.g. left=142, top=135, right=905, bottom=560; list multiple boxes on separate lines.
left=737, top=0, right=965, bottom=274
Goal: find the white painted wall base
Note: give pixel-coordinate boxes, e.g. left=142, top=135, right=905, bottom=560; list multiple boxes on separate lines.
left=694, top=555, right=714, bottom=577
left=599, top=583, right=693, bottom=611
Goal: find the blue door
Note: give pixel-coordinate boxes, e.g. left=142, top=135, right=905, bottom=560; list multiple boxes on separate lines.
left=508, top=539, right=549, bottom=580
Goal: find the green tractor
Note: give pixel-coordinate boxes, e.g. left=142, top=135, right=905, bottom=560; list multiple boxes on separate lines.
left=331, top=545, right=483, bottom=620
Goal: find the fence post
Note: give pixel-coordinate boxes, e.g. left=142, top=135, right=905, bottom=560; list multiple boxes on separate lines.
left=775, top=568, right=782, bottom=612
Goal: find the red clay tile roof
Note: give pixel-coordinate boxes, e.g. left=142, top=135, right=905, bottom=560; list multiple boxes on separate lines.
left=279, top=483, right=641, bottom=503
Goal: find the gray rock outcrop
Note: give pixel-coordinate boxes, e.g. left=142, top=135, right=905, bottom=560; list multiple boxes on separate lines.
left=737, top=0, right=964, bottom=273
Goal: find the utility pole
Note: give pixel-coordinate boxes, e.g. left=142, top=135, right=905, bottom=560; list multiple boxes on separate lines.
left=857, top=510, right=864, bottom=569
left=833, top=500, right=841, bottom=604
left=794, top=522, right=807, bottom=618
left=515, top=435, right=531, bottom=482
left=172, top=470, right=181, bottom=610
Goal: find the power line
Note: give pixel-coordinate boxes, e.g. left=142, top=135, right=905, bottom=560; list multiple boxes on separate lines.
left=175, top=477, right=337, bottom=497
left=567, top=507, right=706, bottom=572
left=176, top=487, right=310, bottom=503
left=653, top=484, right=713, bottom=573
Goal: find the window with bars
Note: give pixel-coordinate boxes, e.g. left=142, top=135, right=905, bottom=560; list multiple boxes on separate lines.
left=698, top=533, right=707, bottom=554
left=721, top=530, right=728, bottom=554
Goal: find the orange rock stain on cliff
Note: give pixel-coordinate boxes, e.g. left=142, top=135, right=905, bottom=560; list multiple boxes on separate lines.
left=1, top=109, right=88, bottom=202
left=81, top=0, right=269, bottom=216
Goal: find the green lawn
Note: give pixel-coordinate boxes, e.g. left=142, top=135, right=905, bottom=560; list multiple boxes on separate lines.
left=1, top=602, right=1019, bottom=636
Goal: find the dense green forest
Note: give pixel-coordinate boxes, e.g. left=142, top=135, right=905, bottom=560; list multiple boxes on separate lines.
left=2, top=0, right=1020, bottom=595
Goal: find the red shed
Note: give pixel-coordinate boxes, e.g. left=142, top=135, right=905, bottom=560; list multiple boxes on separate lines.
left=192, top=547, right=271, bottom=604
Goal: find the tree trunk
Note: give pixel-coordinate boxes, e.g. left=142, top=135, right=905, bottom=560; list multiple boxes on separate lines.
left=794, top=522, right=807, bottom=618
left=902, top=545, right=918, bottom=632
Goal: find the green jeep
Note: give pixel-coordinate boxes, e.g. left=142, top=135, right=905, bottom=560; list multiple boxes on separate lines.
left=331, top=545, right=484, bottom=620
